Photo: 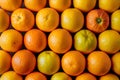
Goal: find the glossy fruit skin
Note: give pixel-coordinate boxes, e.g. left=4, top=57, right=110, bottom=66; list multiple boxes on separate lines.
left=0, top=9, right=9, bottom=32
left=112, top=52, right=120, bottom=75
left=87, top=51, right=111, bottom=76
left=0, top=50, right=11, bottom=74
left=51, top=72, right=72, bottom=80
left=24, top=0, right=47, bottom=12
left=12, top=50, right=36, bottom=75
left=99, top=30, right=120, bottom=54
left=74, top=29, right=97, bottom=54
left=37, top=51, right=60, bottom=75
left=61, top=8, right=84, bottom=32
left=0, top=29, right=23, bottom=52
left=99, top=0, right=120, bottom=13
left=111, top=10, right=120, bottom=32
left=11, top=8, right=34, bottom=32
left=48, top=29, right=72, bottom=54
left=86, top=9, right=109, bottom=33
left=73, top=0, right=97, bottom=12
left=24, top=29, right=47, bottom=53
left=61, top=51, right=86, bottom=76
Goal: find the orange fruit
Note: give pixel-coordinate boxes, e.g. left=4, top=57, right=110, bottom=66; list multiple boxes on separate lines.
left=0, top=9, right=9, bottom=32
left=75, top=73, right=97, bottom=80
left=0, top=29, right=23, bottom=52
left=0, top=50, right=11, bottom=74
left=25, top=72, right=47, bottom=80
left=0, top=0, right=22, bottom=11
left=48, top=29, right=72, bottom=54
left=49, top=0, right=71, bottom=12
left=99, top=73, right=119, bottom=80
left=61, top=8, right=84, bottom=32
left=0, top=71, right=23, bottom=80
left=86, top=9, right=109, bottom=33
left=61, top=51, right=86, bottom=76
left=36, top=8, right=59, bottom=32
left=12, top=50, right=36, bottom=75
left=11, top=8, right=34, bottom=32
left=24, top=0, right=46, bottom=12
left=24, top=29, right=47, bottom=53
left=87, top=51, right=111, bottom=76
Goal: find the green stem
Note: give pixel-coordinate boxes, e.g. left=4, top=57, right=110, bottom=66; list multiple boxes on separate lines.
left=96, top=18, right=102, bottom=24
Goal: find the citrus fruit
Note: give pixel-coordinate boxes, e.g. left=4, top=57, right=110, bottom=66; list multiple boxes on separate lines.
left=61, top=50, right=86, bottom=76
left=37, top=51, right=60, bottom=75
left=0, top=29, right=23, bottom=52
left=0, top=0, right=22, bottom=11
left=111, top=10, right=120, bottom=32
left=49, top=0, right=71, bottom=12
left=73, top=0, right=97, bottom=12
left=74, top=29, right=97, bottom=54
left=0, top=50, right=11, bottom=74
left=24, top=29, right=47, bottom=53
left=61, top=8, right=84, bottom=32
left=12, top=50, right=36, bottom=75
left=86, top=9, right=109, bottom=33
left=36, top=8, right=59, bottom=32
left=24, top=0, right=46, bottom=12
left=11, top=8, right=34, bottom=32
left=48, top=29, right=72, bottom=54
left=99, top=30, right=120, bottom=54
left=112, top=52, right=120, bottom=75
left=0, top=71, right=23, bottom=80
left=51, top=72, right=72, bottom=80
left=75, top=73, right=97, bottom=80
left=99, top=73, right=119, bottom=80
left=87, top=51, right=111, bottom=76
left=0, top=9, right=9, bottom=32
left=25, top=72, right=47, bottom=80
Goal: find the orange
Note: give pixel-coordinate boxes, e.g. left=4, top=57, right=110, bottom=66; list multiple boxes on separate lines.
left=24, top=29, right=47, bottom=53
left=0, top=71, right=23, bottom=80
left=0, top=50, right=11, bottom=74
left=25, top=72, right=47, bottom=80
left=99, top=73, right=119, bottom=80
left=49, top=0, right=71, bottom=12
left=0, top=29, right=23, bottom=52
left=0, top=9, right=9, bottom=32
left=24, top=0, right=46, bottom=12
left=11, top=8, right=34, bottom=32
left=12, top=50, right=36, bottom=75
left=0, top=0, right=22, bottom=11
left=36, top=8, right=59, bottom=32
left=61, top=8, right=84, bottom=32
left=48, top=29, right=72, bottom=54
left=87, top=51, right=111, bottom=76
left=75, top=73, right=97, bottom=80
left=61, top=51, right=86, bottom=76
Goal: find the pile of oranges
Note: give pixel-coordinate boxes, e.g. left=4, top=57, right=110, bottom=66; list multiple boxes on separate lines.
left=0, top=0, right=120, bottom=80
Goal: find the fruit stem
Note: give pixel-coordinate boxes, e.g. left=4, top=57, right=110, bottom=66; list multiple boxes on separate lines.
left=96, top=18, right=102, bottom=24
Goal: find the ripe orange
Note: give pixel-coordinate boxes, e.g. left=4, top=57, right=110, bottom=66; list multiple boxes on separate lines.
left=87, top=51, right=111, bottom=76
left=0, top=0, right=22, bottom=11
left=36, top=8, right=59, bottom=32
left=0, top=9, right=9, bottom=32
left=0, top=71, right=23, bottom=80
left=24, top=29, right=47, bottom=53
left=12, top=50, right=36, bottom=75
left=61, top=51, right=86, bottom=76
left=48, top=29, right=72, bottom=54
left=49, top=0, right=71, bottom=12
left=25, top=72, right=47, bottom=80
left=75, top=73, right=97, bottom=80
left=11, top=8, right=34, bottom=32
left=0, top=50, right=11, bottom=74
left=24, top=0, right=46, bottom=12
left=0, top=29, right=23, bottom=52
